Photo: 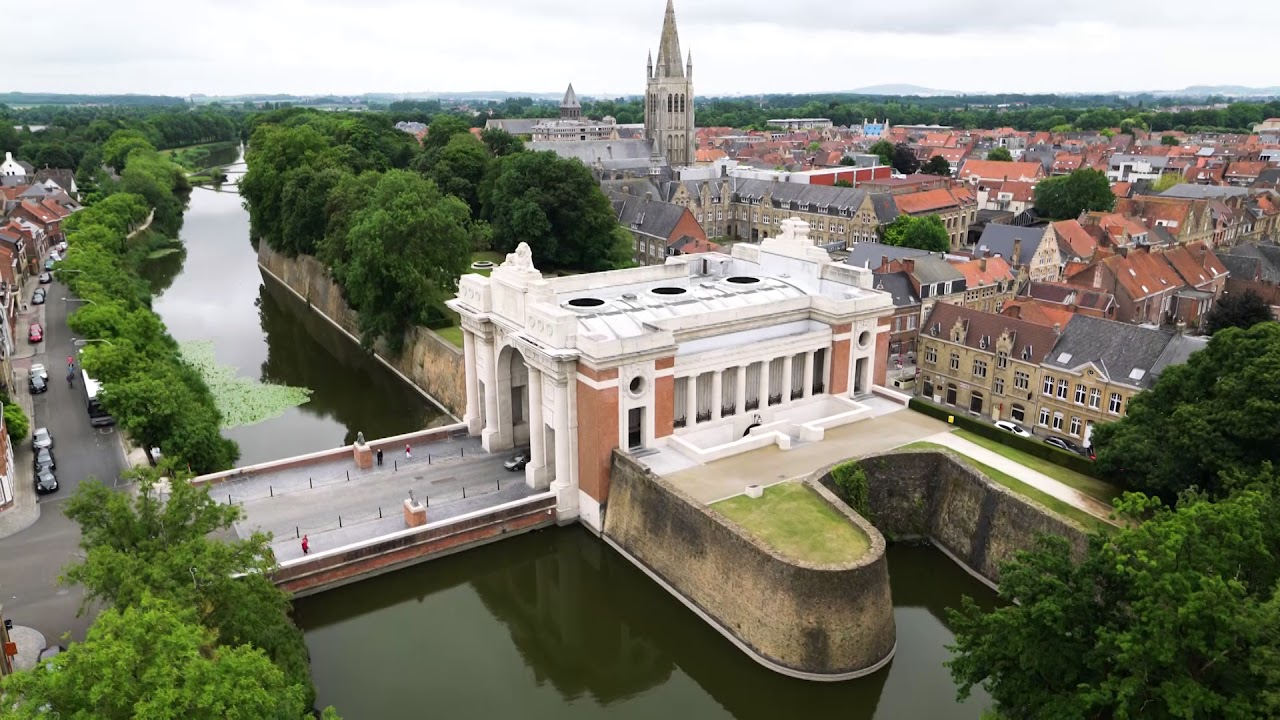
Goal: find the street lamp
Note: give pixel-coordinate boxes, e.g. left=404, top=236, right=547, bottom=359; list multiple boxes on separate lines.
left=71, top=337, right=114, bottom=347
left=63, top=297, right=95, bottom=305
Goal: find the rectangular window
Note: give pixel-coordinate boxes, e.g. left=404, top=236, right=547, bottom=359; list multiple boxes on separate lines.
left=1052, top=412, right=1064, bottom=431
left=768, top=358, right=784, bottom=405
left=972, top=359, right=987, bottom=378
left=997, top=352, right=1008, bottom=369
left=791, top=352, right=806, bottom=400
left=907, top=315, right=917, bottom=331
left=994, top=377, right=1005, bottom=394
left=722, top=367, right=738, bottom=415
left=950, top=353, right=960, bottom=371
left=1042, top=376, right=1054, bottom=396
left=1075, top=384, right=1086, bottom=405
left=1015, top=371, right=1029, bottom=390
left=1109, top=392, right=1123, bottom=414
left=812, top=348, right=827, bottom=394
left=673, top=377, right=688, bottom=427
left=1069, top=416, right=1082, bottom=436
left=696, top=372, right=713, bottom=422
left=1089, top=388, right=1101, bottom=409
left=1057, top=379, right=1069, bottom=399
left=745, top=362, right=761, bottom=410
left=1039, top=407, right=1050, bottom=426
left=925, top=347, right=938, bottom=364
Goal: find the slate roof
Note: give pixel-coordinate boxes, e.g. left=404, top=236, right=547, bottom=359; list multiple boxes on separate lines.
left=560, top=84, right=580, bottom=109
left=32, top=168, right=74, bottom=193
left=607, top=190, right=689, bottom=242
left=1219, top=254, right=1267, bottom=282
left=729, top=178, right=866, bottom=214
left=923, top=302, right=1060, bottom=363
left=600, top=178, right=661, bottom=200
left=1160, top=184, right=1251, bottom=200
left=1042, top=314, right=1179, bottom=389
left=871, top=271, right=920, bottom=307
left=844, top=241, right=929, bottom=270
left=484, top=118, right=550, bottom=136
left=974, top=223, right=1047, bottom=267
left=1218, top=242, right=1280, bottom=283
left=900, top=254, right=966, bottom=286
left=1151, top=334, right=1209, bottom=380
left=1022, top=282, right=1116, bottom=313
left=870, top=193, right=900, bottom=223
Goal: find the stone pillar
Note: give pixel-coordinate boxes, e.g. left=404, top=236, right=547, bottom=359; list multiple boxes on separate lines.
left=403, top=497, right=427, bottom=527
left=481, top=336, right=500, bottom=451
left=735, top=365, right=747, bottom=416
left=782, top=354, right=794, bottom=403
left=526, top=367, right=549, bottom=489
left=463, top=329, right=481, bottom=435
left=686, top=374, right=698, bottom=425
left=552, top=379, right=574, bottom=506
left=803, top=351, right=815, bottom=399
left=759, top=360, right=770, bottom=408
left=711, top=371, right=723, bottom=421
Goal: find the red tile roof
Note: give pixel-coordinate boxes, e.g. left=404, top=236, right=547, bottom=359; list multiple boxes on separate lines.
left=893, top=188, right=962, bottom=215
left=958, top=159, right=1045, bottom=183
left=17, top=200, right=58, bottom=224
left=1101, top=249, right=1183, bottom=300
left=1052, top=219, right=1097, bottom=259
left=1000, top=300, right=1078, bottom=330
left=951, top=256, right=1014, bottom=287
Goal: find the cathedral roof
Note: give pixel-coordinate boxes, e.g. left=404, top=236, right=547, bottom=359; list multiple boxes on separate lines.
left=654, top=0, right=685, bottom=79
left=560, top=83, right=580, bottom=109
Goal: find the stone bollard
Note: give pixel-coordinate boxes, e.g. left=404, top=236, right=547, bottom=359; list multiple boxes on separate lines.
left=403, top=497, right=427, bottom=528
left=353, top=443, right=373, bottom=470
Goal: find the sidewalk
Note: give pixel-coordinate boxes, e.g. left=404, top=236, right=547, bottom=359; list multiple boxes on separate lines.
left=924, top=431, right=1116, bottom=522
left=0, top=273, right=47, bottom=539
left=7, top=625, right=47, bottom=671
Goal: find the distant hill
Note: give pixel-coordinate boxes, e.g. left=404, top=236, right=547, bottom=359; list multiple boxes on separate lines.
left=843, top=84, right=962, bottom=97
left=0, top=92, right=186, bottom=106
left=1148, top=85, right=1280, bottom=98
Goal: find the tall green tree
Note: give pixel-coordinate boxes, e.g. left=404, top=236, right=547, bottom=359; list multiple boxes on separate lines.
left=240, top=124, right=329, bottom=250
left=923, top=155, right=951, bottom=176
left=415, top=132, right=491, bottom=215
left=480, top=150, right=625, bottom=271
left=1205, top=289, right=1273, bottom=335
left=326, top=170, right=472, bottom=349
left=1092, top=322, right=1280, bottom=498
left=481, top=127, right=524, bottom=157
left=880, top=214, right=950, bottom=252
left=423, top=114, right=472, bottom=152
left=949, top=482, right=1280, bottom=719
left=986, top=147, right=1013, bottom=162
left=1033, top=168, right=1115, bottom=220
left=868, top=139, right=895, bottom=167
left=891, top=142, right=921, bottom=175
left=100, top=129, right=154, bottom=172
left=0, top=595, right=312, bottom=719
left=279, top=161, right=350, bottom=257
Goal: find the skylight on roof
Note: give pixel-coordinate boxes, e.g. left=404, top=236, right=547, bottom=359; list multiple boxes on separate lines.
left=1057, top=352, right=1072, bottom=363
left=1129, top=368, right=1147, bottom=381
left=1141, top=285, right=1149, bottom=293
left=1128, top=268, right=1137, bottom=277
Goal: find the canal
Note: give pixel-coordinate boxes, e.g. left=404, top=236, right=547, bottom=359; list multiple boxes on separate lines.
left=143, top=148, right=446, bottom=465
left=153, top=147, right=996, bottom=718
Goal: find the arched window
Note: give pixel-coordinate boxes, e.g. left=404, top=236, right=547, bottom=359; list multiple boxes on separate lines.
left=667, top=94, right=673, bottom=112
left=679, top=94, right=685, bottom=113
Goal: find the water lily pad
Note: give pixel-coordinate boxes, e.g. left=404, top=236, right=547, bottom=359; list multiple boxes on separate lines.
left=180, top=341, right=312, bottom=428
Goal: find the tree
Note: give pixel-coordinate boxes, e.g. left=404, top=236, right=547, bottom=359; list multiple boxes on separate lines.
left=880, top=214, right=950, bottom=252
left=416, top=132, right=491, bottom=215
left=986, top=147, right=1013, bottom=162
left=3, top=402, right=29, bottom=441
left=280, top=161, right=350, bottom=257
left=1152, top=173, right=1184, bottom=193
left=838, top=155, right=857, bottom=166
left=868, top=139, right=895, bottom=167
left=0, top=595, right=312, bottom=719
left=480, top=150, right=625, bottom=271
left=328, top=170, right=471, bottom=349
left=834, top=179, right=853, bottom=188
left=891, top=142, right=921, bottom=175
left=423, top=114, right=471, bottom=152
left=1205, top=290, right=1273, bottom=335
left=481, top=127, right=524, bottom=157
left=1092, top=322, right=1280, bottom=498
left=949, top=483, right=1280, bottom=719
left=1161, top=134, right=1181, bottom=146
left=1033, top=168, right=1115, bottom=220
left=923, top=155, right=951, bottom=176
left=100, top=129, right=154, bottom=172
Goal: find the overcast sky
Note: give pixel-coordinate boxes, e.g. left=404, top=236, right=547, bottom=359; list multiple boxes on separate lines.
left=16, top=0, right=1279, bottom=98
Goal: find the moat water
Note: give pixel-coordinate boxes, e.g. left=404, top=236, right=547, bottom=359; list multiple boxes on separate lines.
left=154, top=147, right=997, bottom=718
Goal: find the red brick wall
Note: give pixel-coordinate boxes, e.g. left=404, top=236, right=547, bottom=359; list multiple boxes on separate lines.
left=873, top=319, right=890, bottom=387
left=830, top=323, right=853, bottom=395
left=654, top=375, right=674, bottom=438
left=576, top=379, right=619, bottom=504
left=670, top=208, right=708, bottom=244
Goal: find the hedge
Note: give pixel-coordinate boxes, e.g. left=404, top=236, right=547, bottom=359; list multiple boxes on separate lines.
left=909, top=397, right=1098, bottom=476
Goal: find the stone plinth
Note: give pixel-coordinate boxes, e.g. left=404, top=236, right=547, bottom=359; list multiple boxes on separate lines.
left=353, top=444, right=372, bottom=470
left=403, top=498, right=427, bottom=527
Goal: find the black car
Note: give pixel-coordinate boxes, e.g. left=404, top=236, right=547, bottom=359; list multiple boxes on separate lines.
left=1043, top=436, right=1085, bottom=455
left=37, top=272, right=51, bottom=285
left=35, top=468, right=58, bottom=494
left=504, top=452, right=530, bottom=471
left=34, top=448, right=55, bottom=472
left=32, top=288, right=46, bottom=303
left=28, top=374, right=47, bottom=394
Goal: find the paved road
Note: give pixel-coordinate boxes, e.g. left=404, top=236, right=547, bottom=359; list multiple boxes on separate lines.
left=0, top=277, right=129, bottom=645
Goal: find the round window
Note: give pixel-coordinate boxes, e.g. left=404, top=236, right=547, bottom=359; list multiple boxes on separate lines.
left=629, top=376, right=644, bottom=395
left=858, top=330, right=871, bottom=348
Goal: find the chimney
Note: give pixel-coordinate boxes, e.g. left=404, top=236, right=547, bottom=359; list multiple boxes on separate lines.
left=983, top=248, right=992, bottom=258
left=903, top=258, right=916, bottom=274
left=1013, top=237, right=1023, bottom=265
left=979, top=257, right=987, bottom=272
left=881, top=255, right=889, bottom=270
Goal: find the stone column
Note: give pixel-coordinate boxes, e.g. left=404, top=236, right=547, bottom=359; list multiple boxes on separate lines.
left=735, top=365, right=747, bottom=416
left=481, top=336, right=500, bottom=451
left=759, top=360, right=770, bottom=409
left=711, top=371, right=723, bottom=421
left=782, top=354, right=794, bottom=404
left=686, top=374, right=698, bottom=425
left=463, top=329, right=481, bottom=435
left=552, top=380, right=573, bottom=498
left=526, top=367, right=548, bottom=489
left=802, top=351, right=815, bottom=399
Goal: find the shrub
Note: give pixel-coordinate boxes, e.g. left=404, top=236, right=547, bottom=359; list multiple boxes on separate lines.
left=908, top=397, right=1096, bottom=476
left=3, top=402, right=29, bottom=441
left=830, top=460, right=871, bottom=518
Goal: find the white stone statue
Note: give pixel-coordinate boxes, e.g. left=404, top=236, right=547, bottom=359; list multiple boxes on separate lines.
left=502, top=242, right=537, bottom=273
left=778, top=217, right=812, bottom=244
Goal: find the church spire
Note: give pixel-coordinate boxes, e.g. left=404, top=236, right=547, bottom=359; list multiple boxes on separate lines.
left=686, top=49, right=692, bottom=79
left=655, top=0, right=684, bottom=78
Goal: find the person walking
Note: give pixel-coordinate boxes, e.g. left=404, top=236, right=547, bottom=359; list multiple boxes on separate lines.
left=301, top=535, right=310, bottom=555
left=405, top=444, right=413, bottom=459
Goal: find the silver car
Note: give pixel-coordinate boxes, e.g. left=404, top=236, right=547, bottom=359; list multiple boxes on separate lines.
left=32, top=427, right=53, bottom=451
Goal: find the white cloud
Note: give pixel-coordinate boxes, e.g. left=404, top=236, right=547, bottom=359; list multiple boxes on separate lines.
left=10, top=0, right=1278, bottom=97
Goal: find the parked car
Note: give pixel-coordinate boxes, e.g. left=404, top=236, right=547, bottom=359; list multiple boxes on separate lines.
left=43, top=258, right=55, bottom=271
left=34, top=448, right=55, bottom=472
left=35, top=468, right=58, bottom=494
left=32, top=427, right=53, bottom=451
left=32, top=287, right=46, bottom=303
left=56, top=241, right=67, bottom=253
left=30, top=363, right=47, bottom=381
left=36, top=645, right=64, bottom=661
left=504, top=452, right=530, bottom=471
left=994, top=420, right=1031, bottom=438
left=28, top=374, right=47, bottom=395
left=1043, top=436, right=1085, bottom=455
left=28, top=323, right=42, bottom=343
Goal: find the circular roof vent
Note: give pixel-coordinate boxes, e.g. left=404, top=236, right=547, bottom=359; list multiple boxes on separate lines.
left=651, top=286, right=687, bottom=295
left=567, top=297, right=605, bottom=308
left=726, top=276, right=761, bottom=284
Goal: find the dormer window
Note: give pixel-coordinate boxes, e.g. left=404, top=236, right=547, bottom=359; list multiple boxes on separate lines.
left=1022, top=345, right=1032, bottom=360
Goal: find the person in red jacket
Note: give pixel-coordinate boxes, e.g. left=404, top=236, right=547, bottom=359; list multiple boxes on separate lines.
left=301, top=535, right=310, bottom=555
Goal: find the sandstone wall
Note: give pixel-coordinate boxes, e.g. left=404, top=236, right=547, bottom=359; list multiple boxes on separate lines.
left=258, top=243, right=466, bottom=419
left=820, top=450, right=1089, bottom=587
left=603, top=452, right=896, bottom=679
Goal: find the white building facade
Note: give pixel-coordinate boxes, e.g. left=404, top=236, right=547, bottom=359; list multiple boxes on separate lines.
left=448, top=219, right=896, bottom=531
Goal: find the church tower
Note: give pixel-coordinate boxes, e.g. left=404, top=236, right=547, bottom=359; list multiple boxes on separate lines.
left=644, top=0, right=695, bottom=167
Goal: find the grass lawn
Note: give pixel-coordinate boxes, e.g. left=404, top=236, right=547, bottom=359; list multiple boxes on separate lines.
left=951, top=429, right=1122, bottom=505
left=435, top=325, right=463, bottom=348
left=713, top=481, right=870, bottom=565
left=902, top=442, right=1116, bottom=534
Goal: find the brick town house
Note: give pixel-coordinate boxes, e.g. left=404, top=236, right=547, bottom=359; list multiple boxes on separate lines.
left=607, top=189, right=713, bottom=266
left=974, top=223, right=1063, bottom=283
